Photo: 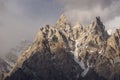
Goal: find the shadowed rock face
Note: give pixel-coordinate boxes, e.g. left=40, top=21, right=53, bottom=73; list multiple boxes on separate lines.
left=0, top=58, right=12, bottom=80
left=3, top=15, right=120, bottom=80
left=0, top=58, right=11, bottom=73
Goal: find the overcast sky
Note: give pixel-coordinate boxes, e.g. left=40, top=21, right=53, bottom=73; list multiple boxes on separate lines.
left=0, top=0, right=120, bottom=55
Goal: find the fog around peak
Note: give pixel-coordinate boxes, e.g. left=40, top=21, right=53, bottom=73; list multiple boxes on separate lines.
left=0, top=0, right=120, bottom=55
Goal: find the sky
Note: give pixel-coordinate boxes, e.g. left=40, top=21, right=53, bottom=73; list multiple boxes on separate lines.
left=0, top=0, right=120, bottom=55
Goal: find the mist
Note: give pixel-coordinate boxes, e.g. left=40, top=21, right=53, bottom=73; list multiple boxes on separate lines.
left=0, top=0, right=62, bottom=56
left=0, top=0, right=120, bottom=56
left=55, top=0, right=120, bottom=30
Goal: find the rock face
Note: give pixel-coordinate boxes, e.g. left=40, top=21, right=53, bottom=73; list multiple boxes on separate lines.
left=4, top=40, right=31, bottom=67
left=0, top=58, right=11, bottom=80
left=4, top=15, right=120, bottom=80
left=0, top=58, right=11, bottom=73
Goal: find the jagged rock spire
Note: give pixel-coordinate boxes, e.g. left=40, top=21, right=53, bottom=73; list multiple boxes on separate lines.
left=56, top=14, right=68, bottom=25
left=95, top=17, right=108, bottom=37
left=87, top=17, right=108, bottom=40
left=88, top=17, right=104, bottom=31
left=95, top=16, right=105, bottom=30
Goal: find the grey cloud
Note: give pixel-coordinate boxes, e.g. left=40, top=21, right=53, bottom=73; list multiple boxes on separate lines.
left=55, top=0, right=120, bottom=30
left=56, top=0, right=115, bottom=10
left=0, top=0, right=120, bottom=56
left=0, top=0, right=62, bottom=55
left=0, top=0, right=6, bottom=12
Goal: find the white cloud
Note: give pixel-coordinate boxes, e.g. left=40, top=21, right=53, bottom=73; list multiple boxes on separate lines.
left=0, top=0, right=62, bottom=55
left=64, top=5, right=109, bottom=25
left=105, top=16, right=120, bottom=31
left=56, top=0, right=120, bottom=27
left=1, top=0, right=120, bottom=56
left=0, top=0, right=42, bottom=55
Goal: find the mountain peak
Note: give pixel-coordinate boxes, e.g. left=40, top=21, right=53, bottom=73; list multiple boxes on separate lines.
left=96, top=16, right=101, bottom=23
left=87, top=16, right=108, bottom=39
left=3, top=15, right=120, bottom=80
left=56, top=14, right=68, bottom=25
left=95, top=16, right=105, bottom=28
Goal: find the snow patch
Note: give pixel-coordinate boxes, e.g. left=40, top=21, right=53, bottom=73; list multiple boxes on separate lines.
left=72, top=40, right=86, bottom=70
left=98, top=49, right=104, bottom=56
left=74, top=57, right=85, bottom=70
left=72, top=40, right=92, bottom=77
left=81, top=67, right=89, bottom=77
left=81, top=60, right=92, bottom=77
left=74, top=40, right=79, bottom=58
left=107, top=29, right=113, bottom=35
left=90, top=50, right=94, bottom=53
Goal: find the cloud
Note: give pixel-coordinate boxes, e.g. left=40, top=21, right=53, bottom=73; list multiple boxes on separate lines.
left=59, top=0, right=115, bottom=9
left=1, top=0, right=120, bottom=56
left=105, top=16, right=120, bottom=31
left=64, top=6, right=109, bottom=25
left=56, top=0, right=120, bottom=28
left=0, top=0, right=36, bottom=55
left=0, top=0, right=62, bottom=55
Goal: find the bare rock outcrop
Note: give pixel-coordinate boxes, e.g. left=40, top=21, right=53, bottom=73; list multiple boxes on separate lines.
left=3, top=15, right=120, bottom=80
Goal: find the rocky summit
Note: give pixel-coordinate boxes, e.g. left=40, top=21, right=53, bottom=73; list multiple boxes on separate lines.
left=2, top=15, right=120, bottom=80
